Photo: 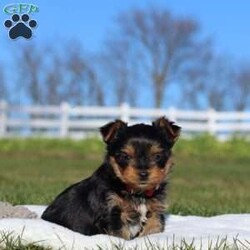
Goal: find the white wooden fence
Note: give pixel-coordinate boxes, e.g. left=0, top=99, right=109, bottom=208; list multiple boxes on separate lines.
left=0, top=101, right=250, bottom=139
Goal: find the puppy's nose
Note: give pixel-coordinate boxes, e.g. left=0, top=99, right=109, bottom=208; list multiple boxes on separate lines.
left=139, top=171, right=148, bottom=180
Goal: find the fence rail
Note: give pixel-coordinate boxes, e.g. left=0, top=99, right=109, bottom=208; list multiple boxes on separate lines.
left=1, top=101, right=250, bottom=139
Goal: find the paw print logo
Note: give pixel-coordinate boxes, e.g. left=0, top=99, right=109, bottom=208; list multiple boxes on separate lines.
left=4, top=14, right=37, bottom=40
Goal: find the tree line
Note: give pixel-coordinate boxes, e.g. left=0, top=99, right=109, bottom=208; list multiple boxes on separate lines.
left=0, top=6, right=250, bottom=111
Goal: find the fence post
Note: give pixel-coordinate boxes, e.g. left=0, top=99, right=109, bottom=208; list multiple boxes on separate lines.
left=120, top=103, right=130, bottom=123
left=208, top=108, right=216, bottom=136
left=60, top=102, right=70, bottom=138
left=0, top=100, right=7, bottom=137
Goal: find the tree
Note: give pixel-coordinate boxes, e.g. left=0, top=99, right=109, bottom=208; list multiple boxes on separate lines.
left=44, top=53, right=65, bottom=105
left=0, top=65, right=7, bottom=101
left=64, top=43, right=104, bottom=106
left=231, top=63, right=250, bottom=111
left=86, top=63, right=105, bottom=106
left=182, top=53, right=234, bottom=110
left=17, top=43, right=45, bottom=104
left=16, top=42, right=104, bottom=106
left=204, top=56, right=234, bottom=111
left=101, top=38, right=140, bottom=106
left=110, top=7, right=206, bottom=108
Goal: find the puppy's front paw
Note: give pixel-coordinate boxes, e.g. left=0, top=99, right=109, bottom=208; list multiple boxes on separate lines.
left=121, top=206, right=140, bottom=224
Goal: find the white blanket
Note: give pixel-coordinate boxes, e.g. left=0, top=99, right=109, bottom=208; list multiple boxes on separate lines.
left=0, top=206, right=249, bottom=250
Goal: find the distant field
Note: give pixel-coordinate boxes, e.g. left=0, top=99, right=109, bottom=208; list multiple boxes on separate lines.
left=0, top=135, right=249, bottom=216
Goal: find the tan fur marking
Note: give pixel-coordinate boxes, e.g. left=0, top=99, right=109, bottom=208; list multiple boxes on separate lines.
left=145, top=157, right=173, bottom=189
left=122, top=165, right=139, bottom=188
left=139, top=212, right=164, bottom=236
left=109, top=157, right=139, bottom=188
left=102, top=120, right=125, bottom=142
left=149, top=144, right=163, bottom=154
left=106, top=193, right=123, bottom=208
left=110, top=155, right=173, bottom=191
left=121, top=144, right=135, bottom=157
left=138, top=194, right=166, bottom=236
left=153, top=117, right=181, bottom=142
left=147, top=198, right=166, bottom=214
left=106, top=192, right=166, bottom=239
left=106, top=193, right=142, bottom=240
left=109, top=157, right=126, bottom=183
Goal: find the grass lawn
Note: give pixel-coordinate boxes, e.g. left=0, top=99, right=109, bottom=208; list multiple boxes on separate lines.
left=0, top=135, right=249, bottom=216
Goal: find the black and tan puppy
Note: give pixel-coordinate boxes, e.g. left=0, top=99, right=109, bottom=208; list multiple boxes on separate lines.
left=42, top=117, right=180, bottom=240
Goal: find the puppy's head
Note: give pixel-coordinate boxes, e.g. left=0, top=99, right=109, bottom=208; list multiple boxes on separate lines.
left=100, top=117, right=181, bottom=191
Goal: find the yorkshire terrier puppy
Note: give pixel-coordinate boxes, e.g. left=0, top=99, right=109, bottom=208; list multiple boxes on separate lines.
left=42, top=117, right=181, bottom=240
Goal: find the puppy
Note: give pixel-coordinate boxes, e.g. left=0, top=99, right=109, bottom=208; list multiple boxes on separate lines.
left=41, top=117, right=180, bottom=240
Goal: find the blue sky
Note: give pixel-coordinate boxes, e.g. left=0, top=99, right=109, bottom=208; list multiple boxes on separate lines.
left=0, top=0, right=250, bottom=107
left=1, top=0, right=250, bottom=59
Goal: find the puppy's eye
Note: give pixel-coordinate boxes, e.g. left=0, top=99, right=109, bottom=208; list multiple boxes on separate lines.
left=116, top=152, right=131, bottom=162
left=152, top=153, right=163, bottom=162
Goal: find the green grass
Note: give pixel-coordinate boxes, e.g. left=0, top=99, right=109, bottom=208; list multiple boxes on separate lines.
left=0, top=232, right=250, bottom=250
left=0, top=231, right=51, bottom=250
left=170, top=135, right=250, bottom=215
left=0, top=135, right=250, bottom=215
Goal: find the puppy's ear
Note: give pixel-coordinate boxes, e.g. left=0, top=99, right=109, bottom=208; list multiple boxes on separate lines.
left=153, top=117, right=181, bottom=144
left=100, top=120, right=127, bottom=143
